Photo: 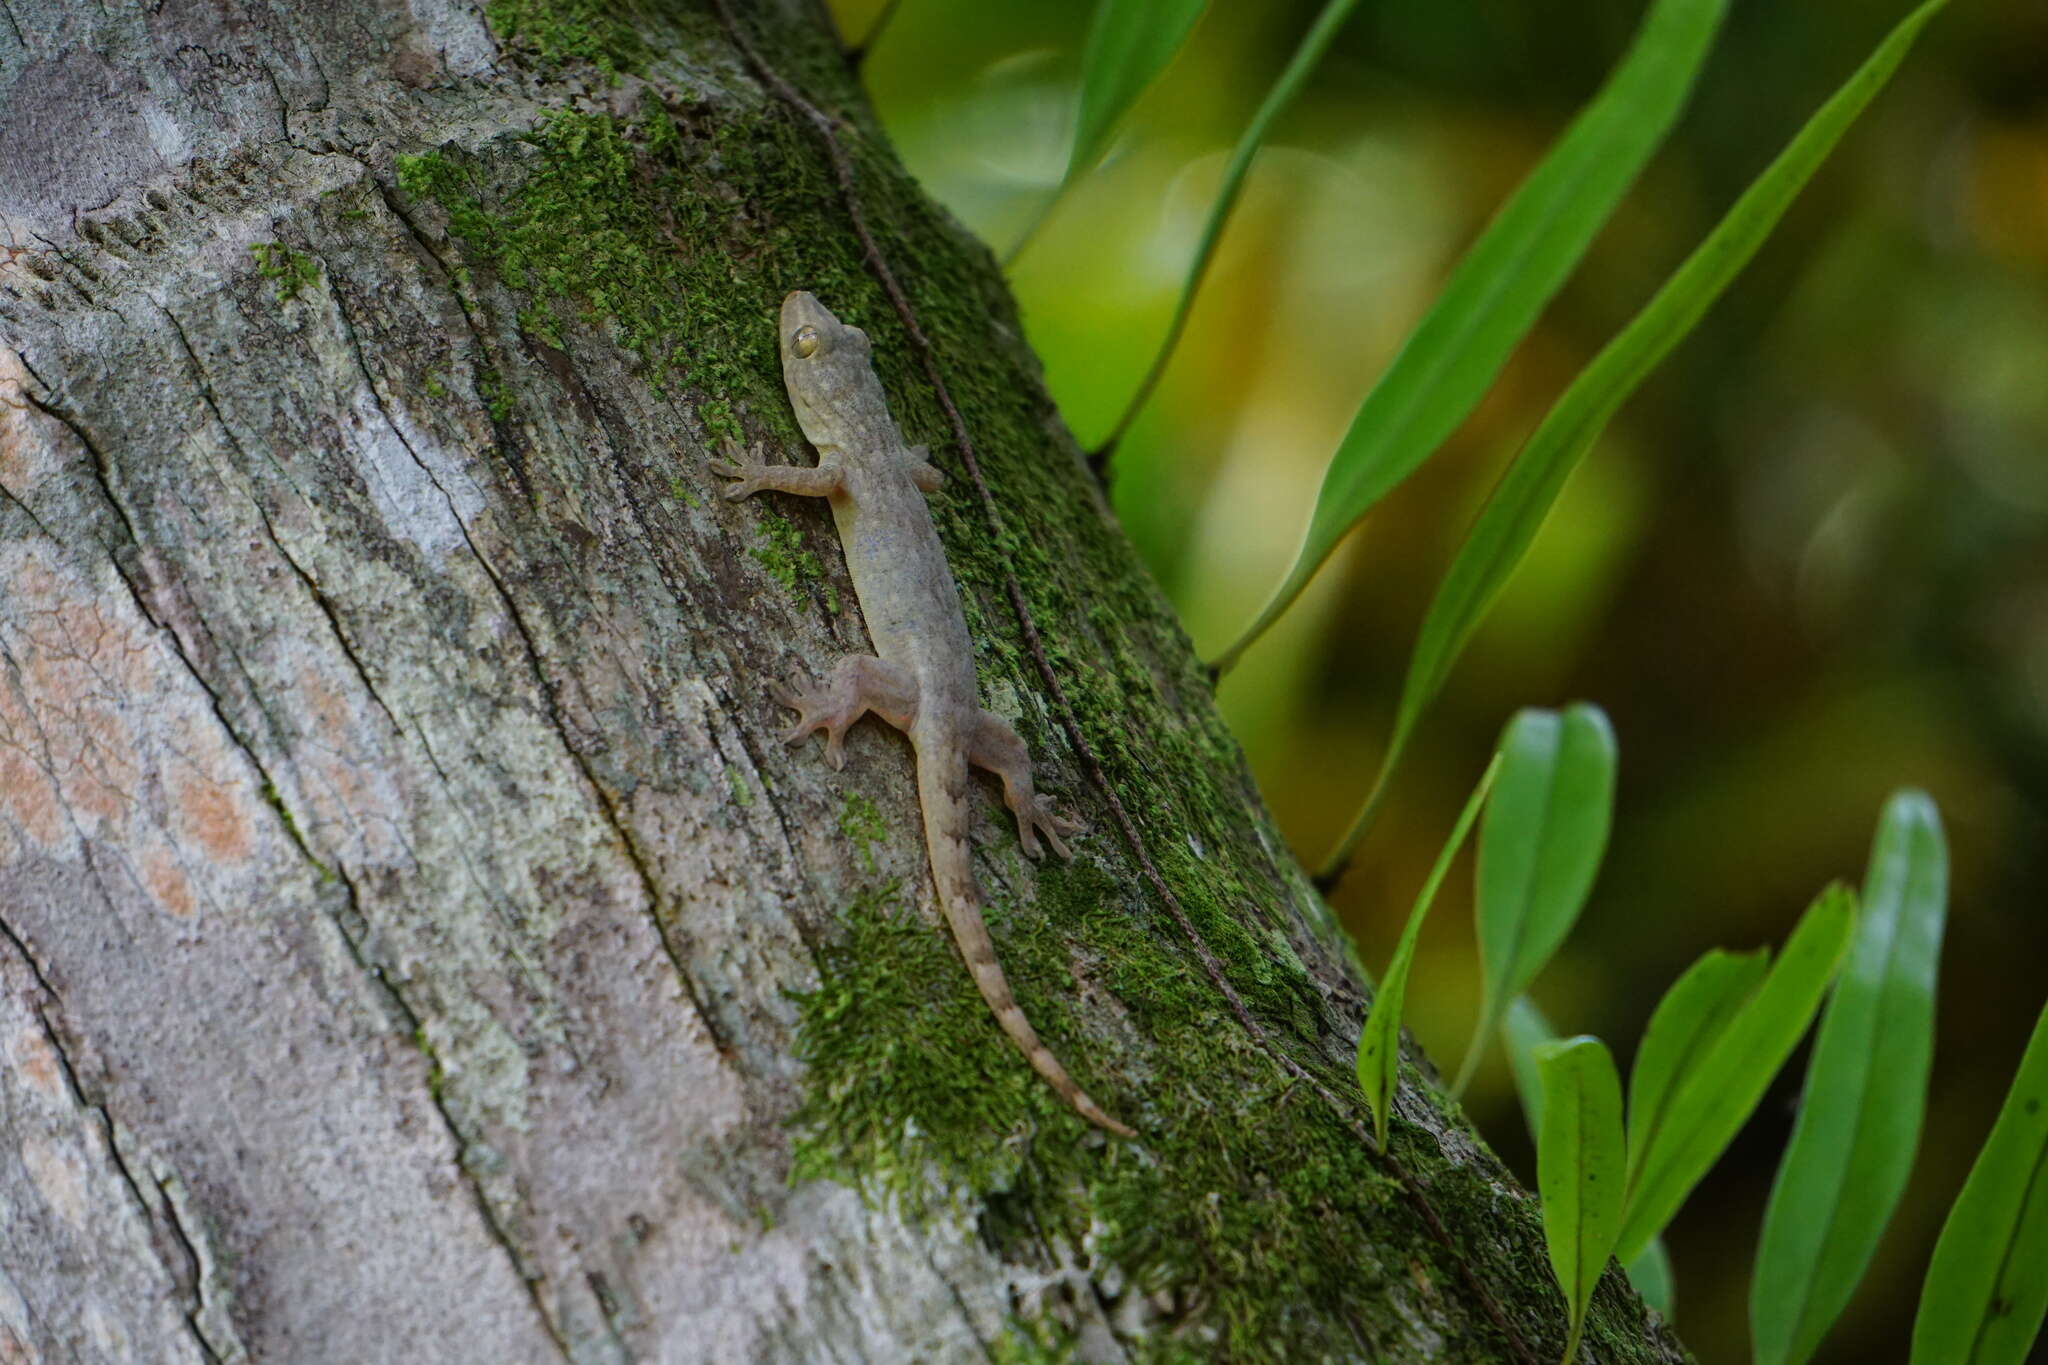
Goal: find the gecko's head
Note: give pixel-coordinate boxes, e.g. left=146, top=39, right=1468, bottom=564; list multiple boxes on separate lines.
left=780, top=291, right=884, bottom=451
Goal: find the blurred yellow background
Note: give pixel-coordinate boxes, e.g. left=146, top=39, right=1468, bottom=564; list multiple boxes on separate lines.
left=831, top=0, right=2048, bottom=1358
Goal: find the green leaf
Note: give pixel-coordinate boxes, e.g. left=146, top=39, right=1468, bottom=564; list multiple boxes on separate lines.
left=1910, top=994, right=2048, bottom=1365
left=1626, top=1238, right=1677, bottom=1322
left=1327, top=0, right=1949, bottom=851
left=1508, top=996, right=1678, bottom=1324
left=1626, top=947, right=1772, bottom=1191
left=1537, top=1036, right=1628, bottom=1365
left=1616, top=885, right=1857, bottom=1262
left=1067, top=0, right=1208, bottom=184
left=1508, top=996, right=1679, bottom=1324
left=1752, top=791, right=1948, bottom=1365
left=1504, top=994, right=1562, bottom=1144
left=1089, top=0, right=1362, bottom=449
left=1357, top=754, right=1499, bottom=1149
left=1212, top=0, right=1727, bottom=672
left=1452, top=704, right=1616, bottom=1097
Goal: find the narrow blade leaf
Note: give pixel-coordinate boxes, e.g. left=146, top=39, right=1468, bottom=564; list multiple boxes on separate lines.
left=1627, top=946, right=1772, bottom=1189
left=1346, top=0, right=1949, bottom=827
left=1357, top=755, right=1499, bottom=1148
left=1537, top=1036, right=1628, bottom=1364
left=1067, top=0, right=1208, bottom=183
left=1212, top=0, right=1729, bottom=670
left=1453, top=703, right=1616, bottom=1097
left=1093, top=0, right=1361, bottom=450
left=1617, top=885, right=1857, bottom=1262
left=1910, top=994, right=2048, bottom=1365
left=1752, top=791, right=1948, bottom=1365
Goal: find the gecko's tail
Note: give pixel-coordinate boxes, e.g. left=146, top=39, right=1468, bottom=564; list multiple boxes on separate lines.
left=915, top=745, right=1136, bottom=1139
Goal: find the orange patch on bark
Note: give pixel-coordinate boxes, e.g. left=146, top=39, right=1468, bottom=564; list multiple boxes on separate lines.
left=175, top=772, right=252, bottom=863
left=0, top=667, right=66, bottom=850
left=0, top=345, right=44, bottom=497
left=9, top=1023, right=64, bottom=1099
left=143, top=845, right=198, bottom=918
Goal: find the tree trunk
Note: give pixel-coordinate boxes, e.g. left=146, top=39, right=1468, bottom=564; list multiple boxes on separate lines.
left=0, top=2, right=1688, bottom=1361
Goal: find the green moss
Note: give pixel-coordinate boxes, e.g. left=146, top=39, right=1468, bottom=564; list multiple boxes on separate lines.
left=397, top=100, right=826, bottom=441
left=250, top=242, right=320, bottom=304
left=837, top=791, right=887, bottom=875
left=991, top=1320, right=1080, bottom=1365
left=789, top=856, right=1424, bottom=1360
left=414, top=1026, right=449, bottom=1102
left=483, top=0, right=648, bottom=75
left=669, top=475, right=701, bottom=508
left=725, top=766, right=752, bottom=808
left=259, top=780, right=330, bottom=880
left=476, top=368, right=514, bottom=423
left=749, top=505, right=836, bottom=609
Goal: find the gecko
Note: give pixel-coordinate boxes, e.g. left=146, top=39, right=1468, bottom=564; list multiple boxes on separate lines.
left=713, top=290, right=1134, bottom=1139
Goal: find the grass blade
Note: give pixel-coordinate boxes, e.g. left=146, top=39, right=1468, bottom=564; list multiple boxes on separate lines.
left=1616, top=885, right=1856, bottom=1261
left=1090, top=0, right=1362, bottom=453
left=1212, top=0, right=1728, bottom=672
left=1752, top=791, right=1948, bottom=1365
left=1910, top=994, right=2048, bottom=1365
left=1451, top=704, right=1616, bottom=1097
left=1357, top=754, right=1500, bottom=1149
left=1537, top=1036, right=1628, bottom=1364
left=1321, top=0, right=1949, bottom=868
left=1626, top=946, right=1772, bottom=1190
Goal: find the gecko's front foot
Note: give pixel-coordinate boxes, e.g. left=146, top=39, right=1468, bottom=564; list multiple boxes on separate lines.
left=709, top=436, right=771, bottom=500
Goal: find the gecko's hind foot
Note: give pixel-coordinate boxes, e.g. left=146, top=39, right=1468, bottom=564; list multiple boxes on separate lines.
left=773, top=675, right=850, bottom=769
left=1017, top=794, right=1083, bottom=860
left=771, top=656, right=915, bottom=773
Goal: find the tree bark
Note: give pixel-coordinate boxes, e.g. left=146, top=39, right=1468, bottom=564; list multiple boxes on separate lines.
left=0, top=2, right=1689, bottom=1361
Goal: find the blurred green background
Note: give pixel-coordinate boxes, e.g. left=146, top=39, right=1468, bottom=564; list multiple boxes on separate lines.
left=827, top=0, right=2048, bottom=1359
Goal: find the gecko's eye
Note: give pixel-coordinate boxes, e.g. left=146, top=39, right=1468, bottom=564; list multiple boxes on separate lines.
left=792, top=325, right=820, bottom=358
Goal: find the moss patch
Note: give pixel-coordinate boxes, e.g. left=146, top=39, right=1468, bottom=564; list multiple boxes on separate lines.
left=789, top=855, right=1427, bottom=1361
left=748, top=505, right=836, bottom=609
left=484, top=0, right=648, bottom=75
left=837, top=791, right=887, bottom=875
left=251, top=242, right=320, bottom=304
left=394, top=94, right=872, bottom=444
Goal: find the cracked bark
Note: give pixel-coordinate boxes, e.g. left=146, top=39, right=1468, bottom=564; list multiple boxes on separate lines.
left=0, top=2, right=1692, bottom=1363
